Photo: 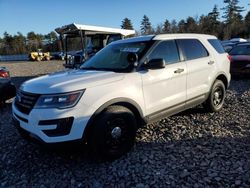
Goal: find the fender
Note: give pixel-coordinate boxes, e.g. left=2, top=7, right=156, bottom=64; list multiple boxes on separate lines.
left=213, top=71, right=230, bottom=88
left=82, top=97, right=145, bottom=141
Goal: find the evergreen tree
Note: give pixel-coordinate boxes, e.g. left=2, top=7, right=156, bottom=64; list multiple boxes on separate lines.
left=44, top=31, right=58, bottom=43
left=185, top=17, right=199, bottom=33
left=14, top=32, right=27, bottom=54
left=209, top=5, right=220, bottom=20
left=222, top=0, right=245, bottom=38
left=178, top=19, right=186, bottom=33
left=208, top=5, right=221, bottom=36
left=155, top=24, right=163, bottom=34
left=170, top=20, right=178, bottom=33
left=2, top=32, right=13, bottom=54
left=44, top=31, right=59, bottom=52
left=245, top=11, right=250, bottom=38
left=121, top=18, right=134, bottom=30
left=140, top=15, right=153, bottom=35
left=222, top=0, right=245, bottom=24
left=163, top=19, right=171, bottom=33
left=0, top=31, right=61, bottom=55
left=27, top=31, right=43, bottom=51
left=199, top=15, right=211, bottom=34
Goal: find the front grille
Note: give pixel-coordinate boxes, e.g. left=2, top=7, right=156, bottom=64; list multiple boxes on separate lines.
left=15, top=90, right=40, bottom=115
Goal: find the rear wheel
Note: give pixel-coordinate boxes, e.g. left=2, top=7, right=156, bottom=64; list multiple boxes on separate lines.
left=88, top=105, right=137, bottom=160
left=203, top=80, right=226, bottom=112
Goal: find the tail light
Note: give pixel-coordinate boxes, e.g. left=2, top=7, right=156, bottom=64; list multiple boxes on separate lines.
left=0, top=70, right=9, bottom=78
left=227, top=54, right=232, bottom=62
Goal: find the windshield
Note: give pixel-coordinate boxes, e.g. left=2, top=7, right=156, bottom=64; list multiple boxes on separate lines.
left=80, top=41, right=151, bottom=72
left=229, top=45, right=250, bottom=55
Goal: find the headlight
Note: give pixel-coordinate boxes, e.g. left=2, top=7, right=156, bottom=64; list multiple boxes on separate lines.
left=34, top=90, right=84, bottom=109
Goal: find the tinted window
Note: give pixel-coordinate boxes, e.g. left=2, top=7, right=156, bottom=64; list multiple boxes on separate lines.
left=177, top=39, right=209, bottom=61
left=208, top=39, right=225, bottom=54
left=149, top=40, right=180, bottom=64
left=229, top=45, right=250, bottom=55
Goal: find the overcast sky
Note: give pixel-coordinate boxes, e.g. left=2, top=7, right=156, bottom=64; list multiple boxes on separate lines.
left=0, top=0, right=249, bottom=36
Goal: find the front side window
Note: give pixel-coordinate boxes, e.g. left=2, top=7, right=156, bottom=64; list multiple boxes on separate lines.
left=80, top=41, right=152, bottom=72
left=148, top=40, right=180, bottom=64
left=177, top=39, right=209, bottom=61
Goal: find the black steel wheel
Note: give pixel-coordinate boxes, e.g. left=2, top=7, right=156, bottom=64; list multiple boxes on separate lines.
left=203, top=80, right=226, bottom=112
left=88, top=105, right=137, bottom=160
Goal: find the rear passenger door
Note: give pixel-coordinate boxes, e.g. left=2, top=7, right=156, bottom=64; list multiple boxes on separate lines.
left=141, top=40, right=187, bottom=116
left=176, top=39, right=215, bottom=102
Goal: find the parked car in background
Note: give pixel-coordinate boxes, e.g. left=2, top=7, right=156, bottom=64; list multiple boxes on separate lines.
left=230, top=38, right=247, bottom=43
left=0, top=67, right=16, bottom=105
left=221, top=38, right=248, bottom=53
left=229, top=43, right=250, bottom=78
left=221, top=41, right=238, bottom=52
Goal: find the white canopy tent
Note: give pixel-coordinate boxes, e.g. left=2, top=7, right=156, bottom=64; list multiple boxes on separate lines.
left=55, top=23, right=135, bottom=68
left=55, top=23, right=135, bottom=36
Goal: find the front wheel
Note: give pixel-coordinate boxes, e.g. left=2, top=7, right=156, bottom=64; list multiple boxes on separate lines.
left=203, top=80, right=226, bottom=112
left=88, top=105, right=137, bottom=160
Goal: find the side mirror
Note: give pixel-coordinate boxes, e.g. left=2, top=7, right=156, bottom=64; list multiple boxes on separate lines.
left=127, top=53, right=138, bottom=63
left=144, top=58, right=165, bottom=69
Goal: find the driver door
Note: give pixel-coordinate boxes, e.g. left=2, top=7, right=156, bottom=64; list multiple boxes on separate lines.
left=141, top=40, right=187, bottom=118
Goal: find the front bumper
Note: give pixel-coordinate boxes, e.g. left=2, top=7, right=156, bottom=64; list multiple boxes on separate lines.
left=12, top=102, right=91, bottom=143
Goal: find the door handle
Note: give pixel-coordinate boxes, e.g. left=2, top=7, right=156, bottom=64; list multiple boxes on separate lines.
left=174, top=68, right=184, bottom=74
left=208, top=60, right=215, bottom=65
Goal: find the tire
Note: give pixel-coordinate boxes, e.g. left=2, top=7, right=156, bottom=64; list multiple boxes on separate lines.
left=203, top=80, right=226, bottom=112
left=88, top=105, right=137, bottom=160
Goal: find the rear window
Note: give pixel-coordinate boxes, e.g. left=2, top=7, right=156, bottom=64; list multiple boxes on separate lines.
left=208, top=39, right=225, bottom=54
left=177, top=39, right=209, bottom=61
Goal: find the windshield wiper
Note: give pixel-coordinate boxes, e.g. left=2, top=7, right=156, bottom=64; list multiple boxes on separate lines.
left=81, top=66, right=100, bottom=70
left=80, top=66, right=114, bottom=72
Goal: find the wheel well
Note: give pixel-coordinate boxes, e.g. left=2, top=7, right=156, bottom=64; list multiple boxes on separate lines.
left=82, top=101, right=145, bottom=143
left=112, top=102, right=146, bottom=126
left=216, top=74, right=228, bottom=89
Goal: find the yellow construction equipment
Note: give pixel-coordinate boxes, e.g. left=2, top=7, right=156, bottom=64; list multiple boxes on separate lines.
left=29, top=49, right=51, bottom=61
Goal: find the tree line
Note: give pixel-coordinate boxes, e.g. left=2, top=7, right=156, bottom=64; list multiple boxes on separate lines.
left=0, top=31, right=61, bottom=55
left=0, top=0, right=249, bottom=55
left=122, top=0, right=250, bottom=39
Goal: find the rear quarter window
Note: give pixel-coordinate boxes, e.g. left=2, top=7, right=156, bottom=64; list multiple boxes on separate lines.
left=208, top=39, right=226, bottom=54
left=177, top=39, right=209, bottom=61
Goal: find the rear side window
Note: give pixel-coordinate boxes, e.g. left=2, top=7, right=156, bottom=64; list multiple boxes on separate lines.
left=177, top=39, right=209, bottom=61
left=208, top=39, right=225, bottom=54
left=148, top=40, right=180, bottom=64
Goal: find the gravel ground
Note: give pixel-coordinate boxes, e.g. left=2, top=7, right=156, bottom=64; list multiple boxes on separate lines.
left=0, top=61, right=250, bottom=187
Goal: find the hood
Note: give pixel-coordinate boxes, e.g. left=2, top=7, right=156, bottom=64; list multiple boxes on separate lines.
left=20, top=69, right=125, bottom=94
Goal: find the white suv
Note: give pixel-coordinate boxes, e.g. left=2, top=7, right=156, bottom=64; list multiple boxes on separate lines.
left=12, top=34, right=231, bottom=159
